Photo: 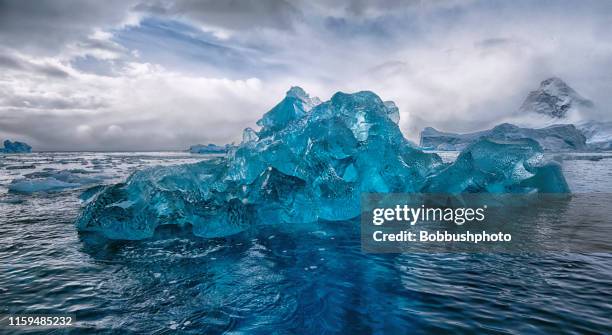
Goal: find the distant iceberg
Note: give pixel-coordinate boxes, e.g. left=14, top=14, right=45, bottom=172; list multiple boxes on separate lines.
left=420, top=123, right=587, bottom=151
left=189, top=143, right=231, bottom=154
left=2, top=140, right=32, bottom=153
left=77, top=87, right=569, bottom=240
left=577, top=121, right=612, bottom=150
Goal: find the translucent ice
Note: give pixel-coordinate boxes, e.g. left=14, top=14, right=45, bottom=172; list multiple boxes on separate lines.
left=77, top=88, right=570, bottom=240
left=256, top=86, right=321, bottom=137
left=423, top=138, right=569, bottom=193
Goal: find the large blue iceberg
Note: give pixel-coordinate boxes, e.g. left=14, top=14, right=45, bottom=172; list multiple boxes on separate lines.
left=77, top=88, right=569, bottom=240
left=2, top=139, right=32, bottom=153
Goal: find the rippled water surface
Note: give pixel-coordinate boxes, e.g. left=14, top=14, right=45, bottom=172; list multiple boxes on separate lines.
left=1, top=152, right=611, bottom=334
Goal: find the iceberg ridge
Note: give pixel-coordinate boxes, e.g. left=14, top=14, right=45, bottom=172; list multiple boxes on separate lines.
left=420, top=123, right=587, bottom=151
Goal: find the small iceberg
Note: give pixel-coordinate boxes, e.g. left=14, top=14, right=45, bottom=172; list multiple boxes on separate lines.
left=2, top=140, right=32, bottom=153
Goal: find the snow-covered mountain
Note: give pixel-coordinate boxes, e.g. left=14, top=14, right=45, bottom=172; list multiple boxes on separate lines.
left=516, top=77, right=612, bottom=150
left=518, top=77, right=594, bottom=119
left=419, top=77, right=612, bottom=151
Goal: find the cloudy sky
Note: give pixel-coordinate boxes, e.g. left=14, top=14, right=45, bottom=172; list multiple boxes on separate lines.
left=1, top=0, right=611, bottom=151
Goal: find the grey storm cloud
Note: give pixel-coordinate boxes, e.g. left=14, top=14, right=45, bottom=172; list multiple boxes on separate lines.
left=1, top=0, right=612, bottom=151
left=0, top=0, right=137, bottom=54
left=134, top=0, right=301, bottom=31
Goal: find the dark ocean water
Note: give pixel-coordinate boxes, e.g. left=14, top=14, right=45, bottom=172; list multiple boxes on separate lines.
left=1, top=152, right=611, bottom=334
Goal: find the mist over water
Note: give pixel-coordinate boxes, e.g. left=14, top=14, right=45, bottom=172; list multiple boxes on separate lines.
left=1, top=151, right=611, bottom=334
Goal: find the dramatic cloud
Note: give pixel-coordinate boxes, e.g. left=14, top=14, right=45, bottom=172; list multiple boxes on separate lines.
left=0, top=0, right=138, bottom=54
left=1, top=0, right=611, bottom=150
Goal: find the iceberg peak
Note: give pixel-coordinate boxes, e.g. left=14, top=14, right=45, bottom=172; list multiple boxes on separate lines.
left=286, top=86, right=307, bottom=99
left=256, top=87, right=321, bottom=137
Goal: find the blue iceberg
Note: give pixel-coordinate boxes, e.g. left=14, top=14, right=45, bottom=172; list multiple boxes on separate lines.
left=422, top=138, right=569, bottom=193
left=2, top=139, right=32, bottom=153
left=77, top=88, right=569, bottom=240
left=189, top=143, right=231, bottom=154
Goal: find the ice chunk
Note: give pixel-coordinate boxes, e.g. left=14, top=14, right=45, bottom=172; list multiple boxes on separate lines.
left=423, top=138, right=569, bottom=193
left=420, top=123, right=587, bottom=151
left=76, top=159, right=247, bottom=240
left=2, top=139, right=32, bottom=153
left=77, top=88, right=569, bottom=240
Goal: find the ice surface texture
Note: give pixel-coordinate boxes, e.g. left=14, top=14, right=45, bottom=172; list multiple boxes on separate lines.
left=420, top=123, right=587, bottom=151
left=422, top=139, right=569, bottom=193
left=77, top=88, right=570, bottom=240
left=2, top=140, right=32, bottom=153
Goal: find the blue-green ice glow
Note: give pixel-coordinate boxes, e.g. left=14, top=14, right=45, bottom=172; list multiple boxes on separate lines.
left=76, top=88, right=569, bottom=240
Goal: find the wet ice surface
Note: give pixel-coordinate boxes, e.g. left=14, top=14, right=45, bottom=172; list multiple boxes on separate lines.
left=1, top=151, right=612, bottom=334
left=428, top=150, right=612, bottom=193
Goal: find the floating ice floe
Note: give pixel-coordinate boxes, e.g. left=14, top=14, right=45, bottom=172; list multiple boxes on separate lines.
left=9, top=170, right=104, bottom=193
